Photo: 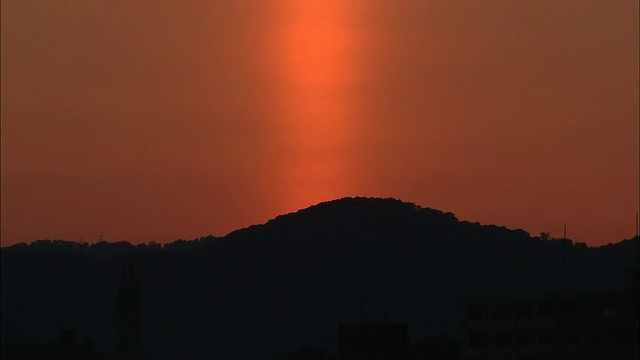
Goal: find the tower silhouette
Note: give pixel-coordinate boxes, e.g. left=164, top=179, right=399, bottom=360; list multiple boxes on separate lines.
left=117, top=259, right=143, bottom=360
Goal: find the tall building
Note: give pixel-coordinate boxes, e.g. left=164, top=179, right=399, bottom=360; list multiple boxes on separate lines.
left=117, top=259, right=143, bottom=360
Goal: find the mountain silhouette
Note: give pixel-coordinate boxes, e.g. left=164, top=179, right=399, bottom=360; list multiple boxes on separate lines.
left=1, top=197, right=637, bottom=359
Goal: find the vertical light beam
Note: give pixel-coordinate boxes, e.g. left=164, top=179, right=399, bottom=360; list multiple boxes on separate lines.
left=273, top=1, right=360, bottom=211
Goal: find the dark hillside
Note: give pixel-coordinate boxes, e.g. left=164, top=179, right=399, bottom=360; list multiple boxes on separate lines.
left=2, top=197, right=637, bottom=359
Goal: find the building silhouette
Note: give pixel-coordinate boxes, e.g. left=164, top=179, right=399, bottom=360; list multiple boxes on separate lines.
left=460, top=290, right=638, bottom=360
left=116, top=259, right=143, bottom=360
left=339, top=323, right=408, bottom=360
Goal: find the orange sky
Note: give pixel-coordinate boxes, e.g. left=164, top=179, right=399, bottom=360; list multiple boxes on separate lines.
left=1, top=0, right=638, bottom=246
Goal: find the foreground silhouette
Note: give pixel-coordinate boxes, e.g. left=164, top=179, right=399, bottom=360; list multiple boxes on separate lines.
left=1, top=197, right=638, bottom=359
left=117, top=259, right=143, bottom=360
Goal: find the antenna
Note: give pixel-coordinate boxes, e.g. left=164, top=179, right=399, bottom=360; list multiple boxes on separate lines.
left=563, top=222, right=567, bottom=239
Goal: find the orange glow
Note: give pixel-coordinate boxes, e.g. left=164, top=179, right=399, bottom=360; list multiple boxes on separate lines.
left=273, top=1, right=360, bottom=210
left=1, top=0, right=637, bottom=246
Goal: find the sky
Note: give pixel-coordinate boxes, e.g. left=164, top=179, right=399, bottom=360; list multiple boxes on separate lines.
left=1, top=0, right=638, bottom=247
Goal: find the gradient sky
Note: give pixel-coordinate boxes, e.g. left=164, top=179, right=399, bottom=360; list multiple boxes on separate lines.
left=1, top=0, right=638, bottom=246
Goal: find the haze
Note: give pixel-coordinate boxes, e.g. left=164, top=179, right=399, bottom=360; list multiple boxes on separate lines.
left=1, top=0, right=638, bottom=246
